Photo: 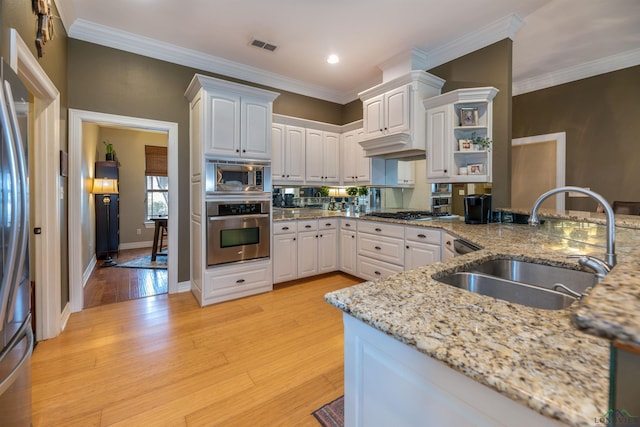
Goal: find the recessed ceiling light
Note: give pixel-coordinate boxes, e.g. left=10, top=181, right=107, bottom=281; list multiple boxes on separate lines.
left=327, top=54, right=339, bottom=64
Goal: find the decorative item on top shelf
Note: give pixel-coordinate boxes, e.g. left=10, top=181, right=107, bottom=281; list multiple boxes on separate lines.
left=458, top=139, right=474, bottom=151
left=468, top=163, right=484, bottom=175
left=103, top=140, right=115, bottom=161
left=459, top=108, right=478, bottom=126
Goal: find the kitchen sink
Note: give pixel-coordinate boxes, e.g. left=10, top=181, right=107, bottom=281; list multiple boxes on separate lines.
left=434, top=258, right=598, bottom=310
left=437, top=272, right=577, bottom=310
left=466, top=259, right=597, bottom=294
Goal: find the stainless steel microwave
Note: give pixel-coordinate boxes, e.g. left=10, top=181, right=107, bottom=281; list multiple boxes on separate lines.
left=205, top=160, right=271, bottom=195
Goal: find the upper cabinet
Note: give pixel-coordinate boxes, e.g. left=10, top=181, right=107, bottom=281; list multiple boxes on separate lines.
left=185, top=74, right=279, bottom=161
left=342, top=128, right=391, bottom=186
left=358, top=71, right=445, bottom=160
left=272, top=124, right=306, bottom=184
left=423, top=87, right=498, bottom=183
left=305, top=129, right=340, bottom=184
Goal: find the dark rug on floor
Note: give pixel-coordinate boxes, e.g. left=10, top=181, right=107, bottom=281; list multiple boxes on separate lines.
left=116, top=255, right=167, bottom=270
left=312, top=395, right=344, bottom=427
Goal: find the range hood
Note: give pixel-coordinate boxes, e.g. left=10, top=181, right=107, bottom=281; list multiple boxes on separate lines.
left=357, top=56, right=445, bottom=159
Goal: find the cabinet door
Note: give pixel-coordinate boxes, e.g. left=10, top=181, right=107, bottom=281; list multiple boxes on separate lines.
left=405, top=241, right=440, bottom=270
left=354, top=129, right=371, bottom=183
left=241, top=96, right=271, bottom=159
left=318, top=228, right=338, bottom=274
left=323, top=132, right=340, bottom=183
left=305, top=129, right=324, bottom=182
left=297, top=230, right=318, bottom=278
left=271, top=124, right=285, bottom=181
left=426, top=105, right=451, bottom=179
left=397, top=160, right=415, bottom=186
left=273, top=233, right=298, bottom=283
left=385, top=85, right=411, bottom=134
left=285, top=125, right=306, bottom=182
left=341, top=130, right=357, bottom=183
left=340, top=230, right=357, bottom=276
left=206, top=92, right=240, bottom=157
left=363, top=94, right=385, bottom=138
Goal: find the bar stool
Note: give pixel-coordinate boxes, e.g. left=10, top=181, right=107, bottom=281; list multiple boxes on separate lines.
left=151, top=218, right=168, bottom=261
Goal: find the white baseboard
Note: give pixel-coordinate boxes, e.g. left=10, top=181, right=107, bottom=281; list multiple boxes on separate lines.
left=177, top=280, right=191, bottom=293
left=119, top=241, right=153, bottom=250
left=82, top=255, right=97, bottom=288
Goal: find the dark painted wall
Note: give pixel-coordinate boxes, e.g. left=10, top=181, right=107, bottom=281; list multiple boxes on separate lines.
left=513, top=66, right=640, bottom=211
left=429, top=39, right=513, bottom=208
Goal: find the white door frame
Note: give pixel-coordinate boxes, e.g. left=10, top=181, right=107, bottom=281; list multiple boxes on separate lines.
left=512, top=132, right=566, bottom=210
left=68, top=110, right=179, bottom=313
left=7, top=29, right=61, bottom=340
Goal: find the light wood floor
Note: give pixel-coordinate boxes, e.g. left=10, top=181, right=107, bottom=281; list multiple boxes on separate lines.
left=84, top=248, right=168, bottom=309
left=32, top=272, right=361, bottom=426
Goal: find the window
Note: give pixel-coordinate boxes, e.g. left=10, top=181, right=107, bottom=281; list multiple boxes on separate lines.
left=145, top=145, right=168, bottom=220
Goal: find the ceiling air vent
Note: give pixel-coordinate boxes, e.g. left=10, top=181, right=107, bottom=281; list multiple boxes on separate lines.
left=250, top=38, right=278, bottom=52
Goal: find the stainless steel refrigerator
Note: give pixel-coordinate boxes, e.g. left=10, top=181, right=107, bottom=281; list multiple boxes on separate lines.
left=0, top=59, right=33, bottom=426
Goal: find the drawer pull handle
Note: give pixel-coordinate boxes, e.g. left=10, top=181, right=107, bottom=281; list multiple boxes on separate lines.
left=374, top=271, right=381, bottom=276
left=305, top=225, right=312, bottom=228
left=236, top=279, right=245, bottom=284
left=345, top=223, right=351, bottom=227
left=375, top=228, right=382, bottom=232
left=325, top=223, right=332, bottom=227
left=282, top=226, right=289, bottom=230
left=417, top=234, right=426, bottom=238
left=374, top=246, right=382, bottom=250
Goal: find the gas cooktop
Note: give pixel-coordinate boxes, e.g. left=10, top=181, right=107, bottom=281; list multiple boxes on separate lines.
left=365, top=211, right=458, bottom=221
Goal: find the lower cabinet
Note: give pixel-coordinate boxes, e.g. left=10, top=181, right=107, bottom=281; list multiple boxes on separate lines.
left=442, top=232, right=456, bottom=260
left=357, top=221, right=405, bottom=282
left=197, top=259, right=272, bottom=306
left=404, top=226, right=441, bottom=270
left=273, top=230, right=298, bottom=283
left=298, top=221, right=319, bottom=278
left=340, top=219, right=358, bottom=276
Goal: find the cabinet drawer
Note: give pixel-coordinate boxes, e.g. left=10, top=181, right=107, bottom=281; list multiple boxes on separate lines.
left=357, top=255, right=404, bottom=281
left=206, top=261, right=271, bottom=293
left=273, top=221, right=297, bottom=235
left=405, top=226, right=441, bottom=245
left=318, top=218, right=338, bottom=230
left=297, top=219, right=318, bottom=232
left=341, top=218, right=358, bottom=231
left=358, top=233, right=404, bottom=266
left=358, top=220, right=404, bottom=238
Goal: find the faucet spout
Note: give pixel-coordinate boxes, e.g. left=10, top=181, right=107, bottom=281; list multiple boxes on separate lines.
left=528, top=186, right=616, bottom=267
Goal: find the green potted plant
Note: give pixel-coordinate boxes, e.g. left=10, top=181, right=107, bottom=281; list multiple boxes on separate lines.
left=103, top=140, right=115, bottom=161
left=357, top=187, right=369, bottom=197
left=345, top=187, right=358, bottom=197
left=470, top=132, right=492, bottom=152
left=319, top=186, right=330, bottom=197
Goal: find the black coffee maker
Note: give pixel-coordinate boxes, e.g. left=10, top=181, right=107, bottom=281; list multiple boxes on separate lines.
left=464, top=194, right=492, bottom=224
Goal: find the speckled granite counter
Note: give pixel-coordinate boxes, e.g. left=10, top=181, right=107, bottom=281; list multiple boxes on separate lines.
left=293, top=208, right=640, bottom=426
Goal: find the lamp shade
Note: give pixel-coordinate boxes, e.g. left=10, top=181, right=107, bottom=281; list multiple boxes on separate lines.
left=92, top=178, right=119, bottom=194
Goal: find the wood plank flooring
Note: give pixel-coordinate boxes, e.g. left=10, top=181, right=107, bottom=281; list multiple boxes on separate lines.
left=32, top=272, right=361, bottom=426
left=84, top=248, right=168, bottom=309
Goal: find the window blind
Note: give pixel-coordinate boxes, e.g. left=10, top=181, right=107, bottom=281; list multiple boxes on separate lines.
left=145, top=145, right=168, bottom=177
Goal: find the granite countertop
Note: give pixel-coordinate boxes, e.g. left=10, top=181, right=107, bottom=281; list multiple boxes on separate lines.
left=280, top=208, right=640, bottom=426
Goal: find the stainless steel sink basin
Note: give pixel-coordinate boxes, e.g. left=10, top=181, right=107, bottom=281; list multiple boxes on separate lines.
left=434, top=258, right=598, bottom=310
left=466, top=259, right=597, bottom=294
left=437, top=272, right=577, bottom=310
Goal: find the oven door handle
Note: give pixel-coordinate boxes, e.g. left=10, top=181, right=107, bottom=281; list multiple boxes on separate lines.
left=208, top=214, right=270, bottom=221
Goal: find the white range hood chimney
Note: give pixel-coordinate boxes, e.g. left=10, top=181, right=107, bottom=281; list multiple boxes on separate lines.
left=358, top=48, right=445, bottom=160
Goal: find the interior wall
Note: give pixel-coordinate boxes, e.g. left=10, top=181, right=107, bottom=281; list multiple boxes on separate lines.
left=81, top=122, right=99, bottom=273
left=513, top=66, right=640, bottom=211
left=97, top=127, right=169, bottom=247
left=428, top=39, right=512, bottom=208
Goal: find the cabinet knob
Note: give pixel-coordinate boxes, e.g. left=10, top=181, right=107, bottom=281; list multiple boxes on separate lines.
left=242, top=149, right=246, bottom=153
left=406, top=245, right=410, bottom=249
left=236, top=149, right=240, bottom=153
left=286, top=175, right=290, bottom=178
left=444, top=169, right=447, bottom=173
left=374, top=271, right=381, bottom=276
left=281, top=174, right=285, bottom=178
left=293, top=237, right=296, bottom=241
left=320, top=234, right=323, bottom=238
left=379, top=128, right=383, bottom=132
left=351, top=235, right=355, bottom=239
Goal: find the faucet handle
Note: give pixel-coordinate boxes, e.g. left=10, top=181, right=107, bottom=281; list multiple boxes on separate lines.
left=567, top=255, right=611, bottom=280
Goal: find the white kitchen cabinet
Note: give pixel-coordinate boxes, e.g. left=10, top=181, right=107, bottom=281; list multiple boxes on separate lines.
left=340, top=219, right=358, bottom=276
left=273, top=221, right=298, bottom=283
left=343, top=315, right=563, bottom=427
left=397, top=160, right=415, bottom=186
left=297, top=220, right=319, bottom=278
left=442, top=233, right=456, bottom=260
left=272, top=124, right=305, bottom=184
left=200, top=259, right=272, bottom=306
left=342, top=128, right=395, bottom=186
left=318, top=220, right=338, bottom=274
left=404, top=226, right=441, bottom=270
left=423, top=87, right=498, bottom=183
left=358, top=71, right=445, bottom=159
left=357, top=221, right=405, bottom=281
left=306, top=129, right=340, bottom=184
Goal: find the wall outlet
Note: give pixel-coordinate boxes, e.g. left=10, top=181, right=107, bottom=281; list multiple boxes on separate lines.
left=136, top=228, right=142, bottom=235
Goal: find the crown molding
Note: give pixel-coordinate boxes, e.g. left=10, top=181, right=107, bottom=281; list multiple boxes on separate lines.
left=68, top=19, right=352, bottom=104
left=512, top=48, right=640, bottom=96
left=423, top=14, right=524, bottom=71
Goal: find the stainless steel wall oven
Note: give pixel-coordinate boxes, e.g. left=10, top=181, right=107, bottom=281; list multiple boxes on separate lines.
left=206, top=200, right=270, bottom=266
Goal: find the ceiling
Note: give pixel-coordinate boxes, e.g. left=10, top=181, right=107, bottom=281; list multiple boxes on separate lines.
left=55, top=0, right=640, bottom=104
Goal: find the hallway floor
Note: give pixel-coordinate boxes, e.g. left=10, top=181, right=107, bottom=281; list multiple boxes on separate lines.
left=83, top=248, right=168, bottom=309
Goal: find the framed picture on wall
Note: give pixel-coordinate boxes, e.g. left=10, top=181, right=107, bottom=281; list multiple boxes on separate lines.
left=460, top=108, right=478, bottom=126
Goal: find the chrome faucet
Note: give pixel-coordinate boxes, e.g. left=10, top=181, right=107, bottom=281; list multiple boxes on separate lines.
left=528, top=186, right=616, bottom=272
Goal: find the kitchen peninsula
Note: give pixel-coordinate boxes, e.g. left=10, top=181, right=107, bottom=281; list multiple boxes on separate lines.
left=273, top=208, right=640, bottom=426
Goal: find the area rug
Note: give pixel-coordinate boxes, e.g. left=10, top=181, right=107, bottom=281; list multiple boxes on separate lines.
left=312, top=395, right=344, bottom=427
left=116, top=255, right=167, bottom=270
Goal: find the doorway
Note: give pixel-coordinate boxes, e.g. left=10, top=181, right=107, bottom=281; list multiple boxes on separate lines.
left=511, top=132, right=566, bottom=210
left=68, top=110, right=179, bottom=313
